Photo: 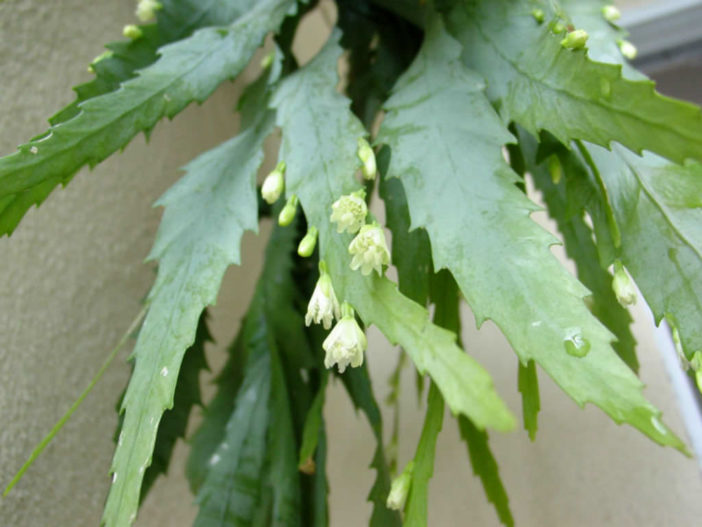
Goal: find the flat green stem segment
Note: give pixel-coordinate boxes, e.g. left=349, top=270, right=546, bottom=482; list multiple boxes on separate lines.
left=2, top=306, right=147, bottom=497
left=271, top=30, right=514, bottom=433
left=0, top=0, right=295, bottom=236
left=517, top=360, right=539, bottom=442
left=102, top=68, right=276, bottom=524
left=448, top=0, right=702, bottom=165
left=404, top=383, right=444, bottom=526
left=377, top=17, right=685, bottom=450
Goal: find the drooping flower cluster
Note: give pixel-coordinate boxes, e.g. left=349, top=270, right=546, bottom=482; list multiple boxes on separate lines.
left=277, top=136, right=391, bottom=374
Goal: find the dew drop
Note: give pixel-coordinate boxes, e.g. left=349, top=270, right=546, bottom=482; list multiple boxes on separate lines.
left=209, top=454, right=221, bottom=466
left=563, top=329, right=591, bottom=357
left=160, top=367, right=168, bottom=377
left=118, top=432, right=124, bottom=446
left=29, top=146, right=38, bottom=154
left=112, top=472, right=118, bottom=483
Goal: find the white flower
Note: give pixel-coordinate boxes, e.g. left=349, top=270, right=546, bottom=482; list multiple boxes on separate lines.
left=305, top=263, right=341, bottom=330
left=136, top=0, right=162, bottom=22
left=357, top=137, right=377, bottom=181
left=612, top=260, right=637, bottom=306
left=261, top=161, right=286, bottom=204
left=330, top=190, right=367, bottom=234
left=322, top=304, right=366, bottom=373
left=348, top=224, right=390, bottom=276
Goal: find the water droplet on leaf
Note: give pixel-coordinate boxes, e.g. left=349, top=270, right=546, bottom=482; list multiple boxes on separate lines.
left=563, top=329, right=591, bottom=357
left=160, top=367, right=168, bottom=377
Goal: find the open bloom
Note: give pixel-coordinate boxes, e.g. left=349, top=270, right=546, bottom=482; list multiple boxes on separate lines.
left=136, top=0, right=162, bottom=22
left=305, top=262, right=341, bottom=330
left=348, top=224, right=390, bottom=276
left=330, top=190, right=367, bottom=234
left=323, top=303, right=366, bottom=373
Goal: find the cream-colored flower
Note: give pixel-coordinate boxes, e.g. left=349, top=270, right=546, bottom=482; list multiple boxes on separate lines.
left=322, top=303, right=366, bottom=373
left=357, top=137, right=377, bottom=181
left=305, top=263, right=341, bottom=330
left=612, top=260, right=637, bottom=306
left=348, top=224, right=390, bottom=276
left=330, top=190, right=367, bottom=234
left=136, top=0, right=162, bottom=22
left=261, top=161, right=286, bottom=204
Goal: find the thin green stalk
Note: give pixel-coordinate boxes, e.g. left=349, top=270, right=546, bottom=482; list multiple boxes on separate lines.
left=3, top=305, right=148, bottom=497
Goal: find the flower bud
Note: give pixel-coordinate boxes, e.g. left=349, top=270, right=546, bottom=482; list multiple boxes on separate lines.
left=136, top=0, right=162, bottom=22
left=260, top=51, right=275, bottom=70
left=298, top=226, right=318, bottom=257
left=387, top=462, right=414, bottom=511
left=612, top=260, right=637, bottom=306
left=691, top=351, right=702, bottom=393
left=123, top=24, right=143, bottom=40
left=278, top=194, right=298, bottom=226
left=601, top=5, right=621, bottom=23
left=357, top=137, right=377, bottom=180
left=561, top=29, right=588, bottom=50
left=531, top=9, right=545, bottom=24
left=261, top=161, right=286, bottom=204
left=618, top=39, right=638, bottom=60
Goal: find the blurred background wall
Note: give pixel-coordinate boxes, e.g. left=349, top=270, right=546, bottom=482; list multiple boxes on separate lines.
left=0, top=1, right=700, bottom=525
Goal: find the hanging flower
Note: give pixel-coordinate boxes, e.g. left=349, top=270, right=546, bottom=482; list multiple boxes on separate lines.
left=305, top=261, right=341, bottom=330
left=348, top=223, right=390, bottom=276
left=330, top=190, right=367, bottom=234
left=323, top=303, right=366, bottom=373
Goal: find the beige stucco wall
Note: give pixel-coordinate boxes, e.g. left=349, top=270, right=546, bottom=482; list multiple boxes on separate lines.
left=0, top=1, right=700, bottom=526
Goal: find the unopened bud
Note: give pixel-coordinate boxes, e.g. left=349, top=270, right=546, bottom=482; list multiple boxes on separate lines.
left=136, top=0, right=162, bottom=22
left=260, top=51, right=275, bottom=70
left=551, top=21, right=567, bottom=34
left=561, top=29, right=588, bottom=50
left=547, top=155, right=562, bottom=184
left=357, top=137, right=377, bottom=180
left=261, top=161, right=286, bottom=204
left=123, top=24, right=143, bottom=40
left=387, top=462, right=414, bottom=511
left=531, top=9, right=545, bottom=24
left=298, top=226, right=318, bottom=257
left=618, top=39, right=638, bottom=60
left=278, top=194, right=298, bottom=226
left=612, top=260, right=637, bottom=306
left=601, top=5, right=621, bottom=23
